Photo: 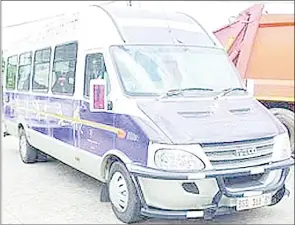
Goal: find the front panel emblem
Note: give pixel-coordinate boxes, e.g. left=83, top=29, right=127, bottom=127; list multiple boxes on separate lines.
left=235, top=147, right=257, bottom=157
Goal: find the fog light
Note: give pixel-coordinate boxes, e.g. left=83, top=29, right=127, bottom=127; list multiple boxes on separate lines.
left=182, top=182, right=199, bottom=194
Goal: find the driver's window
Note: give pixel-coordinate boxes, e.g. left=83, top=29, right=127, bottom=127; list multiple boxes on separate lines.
left=51, top=42, right=77, bottom=95
left=83, top=53, right=110, bottom=97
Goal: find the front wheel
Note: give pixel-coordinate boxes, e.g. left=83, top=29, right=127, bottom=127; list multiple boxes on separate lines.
left=107, top=162, right=142, bottom=224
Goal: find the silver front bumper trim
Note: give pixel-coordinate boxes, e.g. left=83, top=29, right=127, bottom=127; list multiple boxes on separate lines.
left=126, top=158, right=294, bottom=181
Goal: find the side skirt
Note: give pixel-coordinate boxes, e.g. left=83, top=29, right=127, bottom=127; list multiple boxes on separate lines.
left=27, top=128, right=104, bottom=181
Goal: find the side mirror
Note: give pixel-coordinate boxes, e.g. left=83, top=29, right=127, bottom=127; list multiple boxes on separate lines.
left=89, top=79, right=107, bottom=112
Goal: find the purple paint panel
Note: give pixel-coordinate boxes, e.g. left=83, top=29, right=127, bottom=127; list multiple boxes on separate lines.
left=79, top=101, right=116, bottom=156
left=79, top=101, right=149, bottom=165
left=48, top=97, right=78, bottom=146
left=32, top=127, right=48, bottom=135
left=114, top=114, right=149, bottom=166
left=3, top=91, right=150, bottom=166
left=29, top=95, right=50, bottom=135
left=3, top=92, right=16, bottom=120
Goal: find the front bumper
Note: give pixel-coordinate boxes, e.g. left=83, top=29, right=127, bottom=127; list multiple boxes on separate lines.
left=126, top=158, right=294, bottom=220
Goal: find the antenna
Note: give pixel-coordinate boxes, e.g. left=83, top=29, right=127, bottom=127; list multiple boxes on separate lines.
left=161, top=8, right=176, bottom=44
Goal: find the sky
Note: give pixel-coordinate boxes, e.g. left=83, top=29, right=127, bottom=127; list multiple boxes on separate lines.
left=1, top=1, right=294, bottom=47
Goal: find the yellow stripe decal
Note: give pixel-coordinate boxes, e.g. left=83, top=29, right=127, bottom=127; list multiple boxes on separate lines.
left=5, top=104, right=126, bottom=137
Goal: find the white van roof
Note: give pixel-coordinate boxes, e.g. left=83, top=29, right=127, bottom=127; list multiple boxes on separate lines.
left=3, top=4, right=217, bottom=56
left=99, top=4, right=216, bottom=46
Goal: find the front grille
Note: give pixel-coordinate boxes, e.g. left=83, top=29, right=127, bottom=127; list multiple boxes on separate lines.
left=203, top=137, right=274, bottom=170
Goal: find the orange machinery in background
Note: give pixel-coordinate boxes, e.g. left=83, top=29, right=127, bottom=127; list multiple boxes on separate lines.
left=213, top=4, right=294, bottom=153
left=214, top=4, right=294, bottom=107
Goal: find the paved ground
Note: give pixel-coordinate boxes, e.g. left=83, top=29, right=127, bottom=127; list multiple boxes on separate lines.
left=2, top=135, right=294, bottom=224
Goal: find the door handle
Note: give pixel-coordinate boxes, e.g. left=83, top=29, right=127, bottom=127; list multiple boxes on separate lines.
left=107, top=100, right=113, bottom=110
left=80, top=104, right=88, bottom=112
left=4, top=95, right=9, bottom=103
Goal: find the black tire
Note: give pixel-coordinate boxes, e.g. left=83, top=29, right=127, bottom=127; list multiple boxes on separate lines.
left=18, top=128, right=38, bottom=163
left=107, top=161, right=142, bottom=224
left=270, top=108, right=294, bottom=155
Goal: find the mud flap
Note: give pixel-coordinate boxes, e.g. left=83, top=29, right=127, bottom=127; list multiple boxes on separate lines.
left=36, top=151, right=48, bottom=162
left=100, top=183, right=110, bottom=202
left=3, top=123, right=10, bottom=137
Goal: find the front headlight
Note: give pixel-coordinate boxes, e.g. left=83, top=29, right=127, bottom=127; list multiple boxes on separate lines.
left=272, top=133, right=292, bottom=162
left=154, top=149, right=205, bottom=172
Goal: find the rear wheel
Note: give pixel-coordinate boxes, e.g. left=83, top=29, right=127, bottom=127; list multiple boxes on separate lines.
left=18, top=128, right=38, bottom=163
left=107, top=161, right=142, bottom=224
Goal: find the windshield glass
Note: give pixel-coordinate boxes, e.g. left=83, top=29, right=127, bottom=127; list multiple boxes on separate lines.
left=110, top=45, right=244, bottom=97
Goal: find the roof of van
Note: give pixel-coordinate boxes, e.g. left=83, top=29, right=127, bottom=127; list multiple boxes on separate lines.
left=3, top=4, right=218, bottom=54
left=96, top=4, right=216, bottom=46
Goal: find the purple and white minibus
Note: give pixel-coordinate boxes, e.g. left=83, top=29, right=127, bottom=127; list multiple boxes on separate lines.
left=2, top=5, right=293, bottom=224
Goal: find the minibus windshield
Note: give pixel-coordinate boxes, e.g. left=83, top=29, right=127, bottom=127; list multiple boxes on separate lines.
left=110, top=45, right=245, bottom=97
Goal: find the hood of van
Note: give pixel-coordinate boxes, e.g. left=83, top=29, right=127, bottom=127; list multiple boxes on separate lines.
left=136, top=97, right=286, bottom=144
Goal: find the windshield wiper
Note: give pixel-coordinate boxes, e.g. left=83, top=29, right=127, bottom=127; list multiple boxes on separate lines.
left=156, top=89, right=182, bottom=100
left=157, top=87, right=214, bottom=100
left=214, top=87, right=247, bottom=100
left=181, top=87, right=214, bottom=92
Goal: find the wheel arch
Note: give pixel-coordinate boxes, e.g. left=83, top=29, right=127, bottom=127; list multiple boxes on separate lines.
left=16, top=117, right=29, bottom=136
left=100, top=150, right=132, bottom=181
left=269, top=107, right=294, bottom=155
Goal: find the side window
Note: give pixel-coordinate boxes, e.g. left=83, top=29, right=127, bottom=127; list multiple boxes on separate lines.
left=5, top=55, right=18, bottom=90
left=84, top=53, right=110, bottom=97
left=17, top=52, right=32, bottom=91
left=32, top=48, right=51, bottom=92
left=51, top=42, right=78, bottom=95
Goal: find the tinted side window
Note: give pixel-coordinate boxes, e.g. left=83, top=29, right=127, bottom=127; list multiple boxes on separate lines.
left=32, top=48, right=51, bottom=92
left=51, top=42, right=77, bottom=95
left=84, top=53, right=110, bottom=97
left=6, top=55, right=18, bottom=90
left=17, top=52, right=32, bottom=91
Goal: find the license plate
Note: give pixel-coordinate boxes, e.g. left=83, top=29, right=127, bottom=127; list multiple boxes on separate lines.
left=236, top=194, right=272, bottom=211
